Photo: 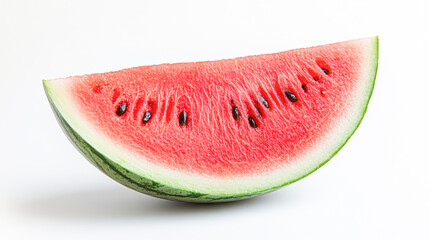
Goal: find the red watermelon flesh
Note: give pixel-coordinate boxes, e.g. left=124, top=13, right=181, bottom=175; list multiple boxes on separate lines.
left=44, top=37, right=378, bottom=202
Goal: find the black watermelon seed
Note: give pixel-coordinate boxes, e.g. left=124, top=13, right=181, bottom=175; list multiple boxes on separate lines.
left=321, top=68, right=329, bottom=75
left=248, top=116, right=257, bottom=128
left=302, top=84, right=308, bottom=93
left=116, top=103, right=127, bottom=116
left=142, top=111, right=152, bottom=124
left=232, top=106, right=240, bottom=120
left=179, top=111, right=187, bottom=127
left=284, top=90, right=298, bottom=103
left=260, top=96, right=269, bottom=108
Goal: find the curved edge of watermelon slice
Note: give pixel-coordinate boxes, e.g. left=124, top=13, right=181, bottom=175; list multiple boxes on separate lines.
left=43, top=37, right=378, bottom=203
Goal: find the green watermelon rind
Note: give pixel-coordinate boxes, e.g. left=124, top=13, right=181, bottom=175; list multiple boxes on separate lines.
left=43, top=37, right=378, bottom=202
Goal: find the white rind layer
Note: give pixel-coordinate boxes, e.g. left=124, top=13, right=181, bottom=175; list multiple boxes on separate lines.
left=44, top=37, right=378, bottom=196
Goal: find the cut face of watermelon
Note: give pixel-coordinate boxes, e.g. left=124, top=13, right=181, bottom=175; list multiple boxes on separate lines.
left=44, top=37, right=378, bottom=202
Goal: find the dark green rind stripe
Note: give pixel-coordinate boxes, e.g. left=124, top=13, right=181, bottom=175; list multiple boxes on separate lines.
left=44, top=84, right=266, bottom=203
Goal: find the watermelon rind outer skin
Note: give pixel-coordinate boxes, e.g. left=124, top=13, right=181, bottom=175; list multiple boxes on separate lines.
left=43, top=37, right=378, bottom=203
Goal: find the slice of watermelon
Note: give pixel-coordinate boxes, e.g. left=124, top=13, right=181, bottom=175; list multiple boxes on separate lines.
left=44, top=37, right=378, bottom=202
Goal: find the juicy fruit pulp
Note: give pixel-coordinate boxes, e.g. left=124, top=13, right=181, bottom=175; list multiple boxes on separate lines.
left=44, top=37, right=378, bottom=202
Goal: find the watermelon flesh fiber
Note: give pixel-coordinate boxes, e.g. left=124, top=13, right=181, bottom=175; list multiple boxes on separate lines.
left=44, top=37, right=378, bottom=202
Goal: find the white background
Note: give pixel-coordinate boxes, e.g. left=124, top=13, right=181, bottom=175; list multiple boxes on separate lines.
left=1, top=0, right=428, bottom=239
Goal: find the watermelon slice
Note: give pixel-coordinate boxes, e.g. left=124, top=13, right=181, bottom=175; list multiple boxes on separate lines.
left=44, top=37, right=378, bottom=202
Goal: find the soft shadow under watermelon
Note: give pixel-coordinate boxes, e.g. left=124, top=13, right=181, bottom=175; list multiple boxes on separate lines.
left=16, top=186, right=294, bottom=221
